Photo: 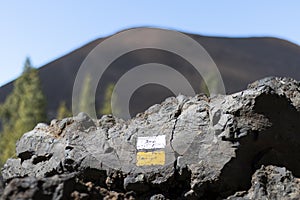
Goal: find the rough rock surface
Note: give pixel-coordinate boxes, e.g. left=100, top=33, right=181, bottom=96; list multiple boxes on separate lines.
left=0, top=175, right=3, bottom=198
left=1, top=77, right=300, bottom=199
left=228, top=165, right=300, bottom=200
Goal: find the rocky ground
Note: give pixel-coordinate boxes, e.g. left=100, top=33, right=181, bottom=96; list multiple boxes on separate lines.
left=1, top=77, right=300, bottom=199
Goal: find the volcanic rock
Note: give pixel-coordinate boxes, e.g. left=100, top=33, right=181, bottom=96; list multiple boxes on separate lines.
left=228, top=165, right=300, bottom=200
left=1, top=77, right=300, bottom=199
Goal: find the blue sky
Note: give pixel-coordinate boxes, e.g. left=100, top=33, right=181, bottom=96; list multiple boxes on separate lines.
left=0, top=1, right=299, bottom=86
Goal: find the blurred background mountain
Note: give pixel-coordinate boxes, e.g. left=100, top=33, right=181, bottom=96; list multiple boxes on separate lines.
left=1, top=31, right=300, bottom=120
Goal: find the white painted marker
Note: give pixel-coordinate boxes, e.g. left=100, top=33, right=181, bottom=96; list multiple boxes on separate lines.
left=137, top=135, right=166, bottom=150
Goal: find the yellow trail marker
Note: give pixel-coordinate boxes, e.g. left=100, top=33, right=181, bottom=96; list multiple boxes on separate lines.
left=136, top=151, right=165, bottom=166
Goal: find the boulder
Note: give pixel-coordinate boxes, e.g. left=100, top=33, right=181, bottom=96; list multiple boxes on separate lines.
left=228, top=165, right=300, bottom=200
left=1, top=77, right=300, bottom=199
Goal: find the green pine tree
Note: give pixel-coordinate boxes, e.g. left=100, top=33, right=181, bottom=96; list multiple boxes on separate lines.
left=0, top=57, right=47, bottom=165
left=78, top=74, right=94, bottom=115
left=57, top=101, right=72, bottom=119
left=100, top=83, right=115, bottom=115
left=200, top=72, right=219, bottom=96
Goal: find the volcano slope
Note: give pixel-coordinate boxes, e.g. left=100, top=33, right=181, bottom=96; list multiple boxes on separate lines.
left=1, top=77, right=300, bottom=200
left=2, top=29, right=300, bottom=119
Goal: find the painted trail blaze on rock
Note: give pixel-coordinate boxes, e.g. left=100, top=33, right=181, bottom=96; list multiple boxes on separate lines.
left=136, top=135, right=166, bottom=166
left=136, top=151, right=165, bottom=166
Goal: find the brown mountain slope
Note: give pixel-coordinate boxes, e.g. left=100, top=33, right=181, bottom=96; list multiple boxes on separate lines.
left=1, top=29, right=300, bottom=119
